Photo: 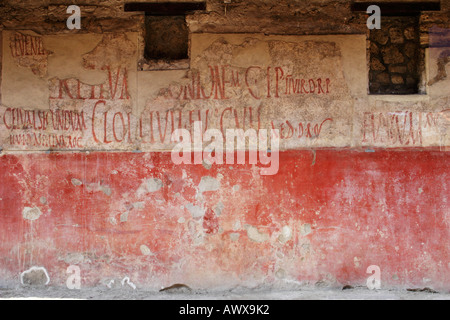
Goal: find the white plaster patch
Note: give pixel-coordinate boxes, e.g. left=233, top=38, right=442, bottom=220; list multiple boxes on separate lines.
left=214, top=202, right=224, bottom=216
left=71, top=178, right=83, bottom=186
left=137, top=178, right=163, bottom=197
left=198, top=176, right=220, bottom=193
left=22, top=207, right=42, bottom=221
left=300, top=223, right=312, bottom=236
left=245, top=225, right=270, bottom=243
left=186, top=203, right=205, bottom=219
left=354, top=256, right=361, bottom=268
left=101, top=185, right=112, bottom=197
left=140, top=244, right=153, bottom=256
left=120, top=212, right=129, bottom=222
left=278, top=225, right=292, bottom=243
left=121, top=276, right=137, bottom=290
left=230, top=233, right=241, bottom=241
left=133, top=202, right=145, bottom=209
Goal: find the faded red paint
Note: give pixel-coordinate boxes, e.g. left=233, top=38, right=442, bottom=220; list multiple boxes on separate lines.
left=0, top=149, right=448, bottom=289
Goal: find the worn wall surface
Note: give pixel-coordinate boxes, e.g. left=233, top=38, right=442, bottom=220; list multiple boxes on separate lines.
left=0, top=0, right=449, bottom=291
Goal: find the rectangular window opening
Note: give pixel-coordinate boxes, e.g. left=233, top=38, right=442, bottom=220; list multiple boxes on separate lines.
left=369, top=16, right=424, bottom=95
left=125, top=2, right=207, bottom=71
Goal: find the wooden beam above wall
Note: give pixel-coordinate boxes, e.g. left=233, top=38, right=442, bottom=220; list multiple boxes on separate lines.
left=124, top=2, right=207, bottom=15
left=351, top=1, right=441, bottom=15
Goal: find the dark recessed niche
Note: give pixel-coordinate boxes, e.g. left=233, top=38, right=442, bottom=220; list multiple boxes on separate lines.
left=369, top=16, right=422, bottom=95
left=144, top=15, right=189, bottom=61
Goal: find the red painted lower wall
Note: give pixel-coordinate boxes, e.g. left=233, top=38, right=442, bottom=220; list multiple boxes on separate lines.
left=0, top=149, right=448, bottom=290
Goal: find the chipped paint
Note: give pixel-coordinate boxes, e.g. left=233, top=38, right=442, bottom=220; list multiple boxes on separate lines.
left=137, top=178, right=163, bottom=197
left=245, top=225, right=270, bottom=243
left=22, top=207, right=42, bottom=221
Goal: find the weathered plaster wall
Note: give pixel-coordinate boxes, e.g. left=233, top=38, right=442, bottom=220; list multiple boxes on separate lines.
left=0, top=0, right=449, bottom=291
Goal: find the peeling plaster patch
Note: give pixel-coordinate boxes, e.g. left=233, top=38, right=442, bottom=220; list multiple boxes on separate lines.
left=59, top=253, right=89, bottom=264
left=354, top=256, right=361, bottom=268
left=423, top=278, right=432, bottom=284
left=82, top=33, right=136, bottom=69
left=22, top=207, right=42, bottom=221
left=278, top=226, right=292, bottom=243
left=120, top=212, right=129, bottom=222
left=137, top=178, right=163, bottom=197
left=214, top=202, right=224, bottom=216
left=71, top=178, right=83, bottom=186
left=230, top=233, right=240, bottom=241
left=133, top=202, right=145, bottom=209
left=300, top=223, right=312, bottom=236
left=202, top=160, right=212, bottom=170
left=20, top=267, right=50, bottom=286
left=140, top=245, right=154, bottom=256
left=245, top=225, right=270, bottom=243
left=101, top=185, right=112, bottom=197
left=106, top=280, right=115, bottom=289
left=10, top=32, right=52, bottom=78
left=275, top=268, right=286, bottom=279
left=186, top=203, right=205, bottom=219
left=198, top=176, right=220, bottom=193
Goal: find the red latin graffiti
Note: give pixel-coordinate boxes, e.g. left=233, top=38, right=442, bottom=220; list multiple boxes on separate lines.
left=50, top=66, right=130, bottom=101
left=164, top=65, right=332, bottom=101
left=10, top=33, right=46, bottom=58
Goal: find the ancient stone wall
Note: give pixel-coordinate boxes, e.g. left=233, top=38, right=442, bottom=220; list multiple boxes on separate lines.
left=0, top=1, right=449, bottom=291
